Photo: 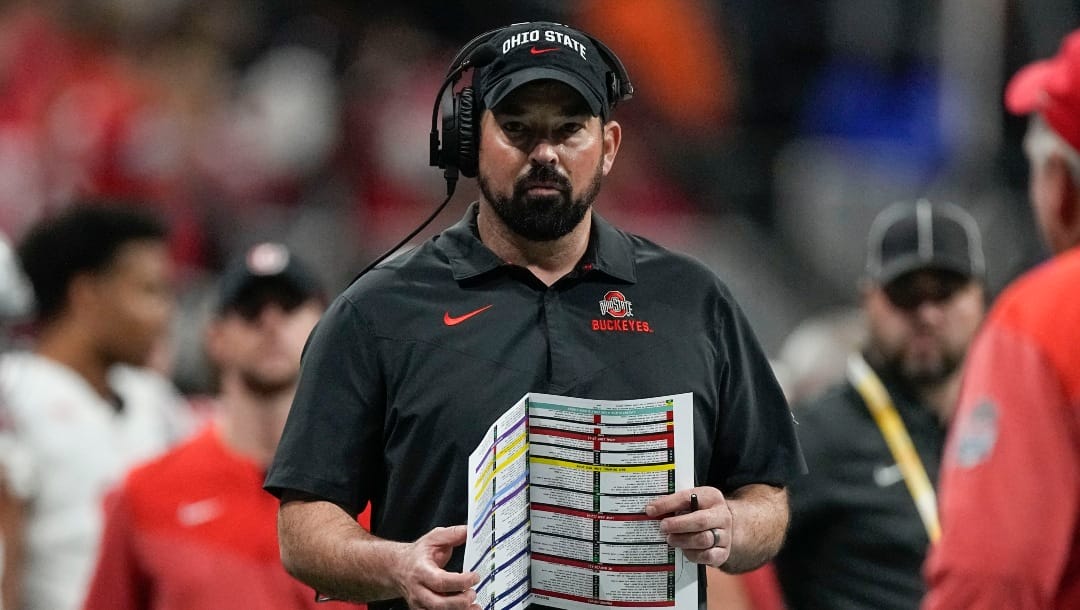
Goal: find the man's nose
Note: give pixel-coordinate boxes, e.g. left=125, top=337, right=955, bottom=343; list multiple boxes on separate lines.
left=912, top=298, right=947, bottom=325
left=528, top=138, right=559, bottom=166
left=255, top=303, right=288, bottom=327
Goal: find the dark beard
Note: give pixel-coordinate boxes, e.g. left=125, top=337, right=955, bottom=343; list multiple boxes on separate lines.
left=866, top=344, right=962, bottom=390
left=479, top=162, right=602, bottom=241
left=239, top=370, right=297, bottom=399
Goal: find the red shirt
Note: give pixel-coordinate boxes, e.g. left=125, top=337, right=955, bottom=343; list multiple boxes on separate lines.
left=924, top=247, right=1080, bottom=609
left=83, top=425, right=368, bottom=610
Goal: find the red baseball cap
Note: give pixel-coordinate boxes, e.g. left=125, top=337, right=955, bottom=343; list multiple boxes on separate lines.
left=1006, top=29, right=1080, bottom=151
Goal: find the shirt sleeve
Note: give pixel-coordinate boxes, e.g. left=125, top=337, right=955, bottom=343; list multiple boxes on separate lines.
left=82, top=487, right=146, bottom=610
left=922, top=321, right=1080, bottom=609
left=711, top=286, right=805, bottom=491
left=263, top=294, right=385, bottom=516
left=772, top=398, right=836, bottom=603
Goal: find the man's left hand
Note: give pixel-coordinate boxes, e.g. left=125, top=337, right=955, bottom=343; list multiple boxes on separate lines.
left=645, top=487, right=732, bottom=567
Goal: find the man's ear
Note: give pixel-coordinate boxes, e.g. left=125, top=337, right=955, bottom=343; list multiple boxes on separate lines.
left=856, top=277, right=876, bottom=304
left=66, top=272, right=101, bottom=322
left=203, top=319, right=227, bottom=365
left=1047, top=153, right=1080, bottom=240
left=1060, top=158, right=1079, bottom=230
left=601, top=120, right=622, bottom=176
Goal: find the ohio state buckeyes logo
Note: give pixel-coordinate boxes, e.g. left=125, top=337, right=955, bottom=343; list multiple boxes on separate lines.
left=599, top=291, right=633, bottom=318
left=592, top=290, right=653, bottom=333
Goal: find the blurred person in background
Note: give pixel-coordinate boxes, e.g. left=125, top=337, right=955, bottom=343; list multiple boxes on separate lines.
left=923, top=28, right=1080, bottom=610
left=773, top=306, right=867, bottom=406
left=83, top=242, right=366, bottom=609
left=775, top=199, right=987, bottom=610
left=0, top=202, right=191, bottom=610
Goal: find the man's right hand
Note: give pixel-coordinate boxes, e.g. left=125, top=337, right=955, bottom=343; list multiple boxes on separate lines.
left=393, top=525, right=481, bottom=610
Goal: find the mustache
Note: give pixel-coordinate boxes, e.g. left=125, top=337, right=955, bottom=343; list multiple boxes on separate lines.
left=515, top=165, right=571, bottom=192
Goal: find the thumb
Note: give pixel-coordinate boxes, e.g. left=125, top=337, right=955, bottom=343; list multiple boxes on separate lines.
left=425, top=525, right=469, bottom=548
left=423, top=525, right=470, bottom=571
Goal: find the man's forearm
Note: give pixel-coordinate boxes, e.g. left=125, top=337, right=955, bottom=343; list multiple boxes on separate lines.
left=720, top=484, right=789, bottom=574
left=278, top=497, right=405, bottom=602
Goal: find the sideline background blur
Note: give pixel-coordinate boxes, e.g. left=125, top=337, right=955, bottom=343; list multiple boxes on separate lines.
left=0, top=0, right=1069, bottom=396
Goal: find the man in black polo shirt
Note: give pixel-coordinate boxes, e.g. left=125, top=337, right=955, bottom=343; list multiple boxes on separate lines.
left=774, top=200, right=987, bottom=610
left=265, top=21, right=803, bottom=610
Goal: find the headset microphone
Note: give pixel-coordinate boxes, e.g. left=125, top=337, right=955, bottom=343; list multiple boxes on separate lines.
left=354, top=44, right=496, bottom=283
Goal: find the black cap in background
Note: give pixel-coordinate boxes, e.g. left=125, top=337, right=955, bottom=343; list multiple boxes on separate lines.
left=866, top=199, right=985, bottom=286
left=217, top=242, right=324, bottom=315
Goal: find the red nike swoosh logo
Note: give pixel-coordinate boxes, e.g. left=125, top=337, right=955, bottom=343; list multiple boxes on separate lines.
left=530, top=46, right=560, bottom=55
left=443, top=305, right=494, bottom=326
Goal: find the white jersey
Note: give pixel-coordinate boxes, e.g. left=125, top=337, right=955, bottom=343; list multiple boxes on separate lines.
left=0, top=352, right=190, bottom=610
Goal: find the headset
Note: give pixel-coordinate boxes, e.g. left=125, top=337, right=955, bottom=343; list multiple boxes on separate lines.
left=356, top=23, right=633, bottom=282
left=430, top=22, right=635, bottom=182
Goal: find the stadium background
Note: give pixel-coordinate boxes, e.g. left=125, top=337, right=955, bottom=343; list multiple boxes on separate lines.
left=0, top=0, right=1070, bottom=395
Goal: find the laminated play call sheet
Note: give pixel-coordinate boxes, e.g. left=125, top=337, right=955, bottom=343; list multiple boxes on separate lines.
left=464, top=393, right=697, bottom=610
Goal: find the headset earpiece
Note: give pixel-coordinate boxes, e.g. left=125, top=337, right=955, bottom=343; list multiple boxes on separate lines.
left=430, top=28, right=500, bottom=178
left=435, top=74, right=480, bottom=179
left=453, top=87, right=478, bottom=178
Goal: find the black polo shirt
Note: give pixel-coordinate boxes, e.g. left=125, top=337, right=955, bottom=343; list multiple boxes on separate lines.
left=775, top=367, right=947, bottom=610
left=265, top=203, right=803, bottom=602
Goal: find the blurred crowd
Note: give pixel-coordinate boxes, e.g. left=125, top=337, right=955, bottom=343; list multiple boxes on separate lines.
left=0, top=0, right=1074, bottom=388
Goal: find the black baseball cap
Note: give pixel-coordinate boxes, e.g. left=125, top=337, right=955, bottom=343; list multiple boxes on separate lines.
left=217, top=242, right=324, bottom=315
left=476, top=22, right=614, bottom=119
left=865, top=199, right=985, bottom=286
